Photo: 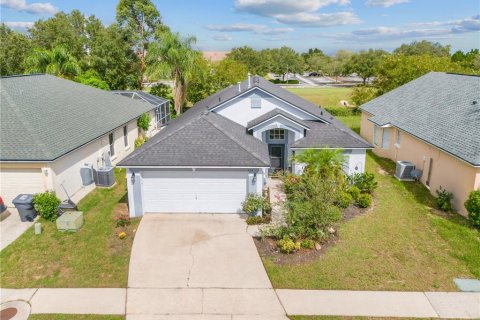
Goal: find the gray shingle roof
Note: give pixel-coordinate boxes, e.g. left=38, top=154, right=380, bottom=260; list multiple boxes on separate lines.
left=247, top=108, right=311, bottom=130
left=361, top=72, right=480, bottom=166
left=292, top=121, right=372, bottom=149
left=118, top=110, right=270, bottom=167
left=0, top=74, right=156, bottom=161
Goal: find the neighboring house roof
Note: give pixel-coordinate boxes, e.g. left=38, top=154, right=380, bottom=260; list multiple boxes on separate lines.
left=0, top=74, right=156, bottom=162
left=292, top=121, right=372, bottom=149
left=361, top=72, right=480, bottom=166
left=247, top=108, right=311, bottom=130
left=118, top=109, right=270, bottom=167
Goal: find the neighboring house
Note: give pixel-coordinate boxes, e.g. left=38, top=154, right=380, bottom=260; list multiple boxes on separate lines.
left=360, top=72, right=480, bottom=216
left=0, top=74, right=169, bottom=206
left=118, top=75, right=371, bottom=216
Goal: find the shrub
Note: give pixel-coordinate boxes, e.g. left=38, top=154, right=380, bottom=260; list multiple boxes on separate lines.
left=347, top=185, right=361, bottom=201
left=137, top=113, right=151, bottom=132
left=356, top=193, right=373, bottom=208
left=300, top=239, right=315, bottom=249
left=242, top=193, right=268, bottom=216
left=350, top=85, right=377, bottom=106
left=277, top=236, right=301, bottom=253
left=435, top=186, right=454, bottom=211
left=246, top=216, right=264, bottom=225
left=134, top=135, right=149, bottom=149
left=269, top=79, right=300, bottom=84
left=324, top=106, right=359, bottom=117
left=114, top=213, right=130, bottom=227
left=465, top=190, right=480, bottom=228
left=348, top=172, right=377, bottom=194
left=33, top=191, right=61, bottom=221
left=336, top=192, right=353, bottom=209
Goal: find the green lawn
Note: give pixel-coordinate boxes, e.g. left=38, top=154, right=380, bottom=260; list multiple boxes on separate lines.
left=29, top=315, right=124, bottom=320
left=287, top=87, right=353, bottom=108
left=0, top=169, right=139, bottom=288
left=263, top=151, right=479, bottom=291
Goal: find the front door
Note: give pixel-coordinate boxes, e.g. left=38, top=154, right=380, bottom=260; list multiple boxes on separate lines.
left=269, top=144, right=285, bottom=172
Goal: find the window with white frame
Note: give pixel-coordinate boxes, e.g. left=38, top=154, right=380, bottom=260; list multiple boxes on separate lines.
left=373, top=125, right=380, bottom=146
left=269, top=128, right=285, bottom=140
left=109, top=132, right=115, bottom=157
left=395, top=130, right=401, bottom=147
left=251, top=94, right=261, bottom=108
left=123, top=125, right=129, bottom=148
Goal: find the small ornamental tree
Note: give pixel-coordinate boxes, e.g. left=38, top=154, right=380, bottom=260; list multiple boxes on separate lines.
left=465, top=190, right=480, bottom=228
left=137, top=112, right=151, bottom=136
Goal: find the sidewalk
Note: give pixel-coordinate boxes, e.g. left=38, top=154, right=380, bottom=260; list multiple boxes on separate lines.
left=2, top=288, right=479, bottom=319
left=0, top=209, right=35, bottom=251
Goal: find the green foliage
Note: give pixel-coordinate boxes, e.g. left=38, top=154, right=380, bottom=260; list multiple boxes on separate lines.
left=228, top=46, right=270, bottom=76
left=75, top=70, right=110, bottom=90
left=25, top=46, right=81, bottom=79
left=464, top=190, right=480, bottom=228
left=344, top=49, right=389, bottom=84
left=350, top=85, right=378, bottom=106
left=451, top=49, right=480, bottom=71
left=242, top=193, right=269, bottom=216
left=374, top=54, right=474, bottom=95
left=336, top=192, right=353, bottom=209
left=356, top=193, right=373, bottom=208
left=245, top=216, right=264, bottom=225
left=150, top=82, right=173, bottom=101
left=33, top=191, right=61, bottom=222
left=292, top=148, right=346, bottom=178
left=277, top=236, right=301, bottom=254
left=347, top=172, right=378, bottom=194
left=302, top=49, right=331, bottom=73
left=0, top=24, right=32, bottom=76
left=147, top=30, right=198, bottom=114
left=137, top=113, right=151, bottom=132
left=269, top=46, right=304, bottom=80
left=394, top=40, right=451, bottom=57
left=300, top=239, right=316, bottom=249
left=324, top=106, right=358, bottom=117
left=435, top=186, right=454, bottom=212
left=347, top=185, right=361, bottom=201
left=114, top=213, right=131, bottom=227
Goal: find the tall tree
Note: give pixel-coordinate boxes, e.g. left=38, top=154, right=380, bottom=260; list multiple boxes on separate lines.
left=147, top=30, right=199, bottom=115
left=344, top=49, right=388, bottom=84
left=394, top=40, right=451, bottom=57
left=228, top=46, right=269, bottom=76
left=0, top=24, right=32, bottom=76
left=116, top=0, right=163, bottom=88
left=25, top=46, right=81, bottom=79
left=269, top=46, right=304, bottom=81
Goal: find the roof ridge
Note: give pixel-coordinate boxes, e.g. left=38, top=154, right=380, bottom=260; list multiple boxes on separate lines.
left=203, top=114, right=268, bottom=166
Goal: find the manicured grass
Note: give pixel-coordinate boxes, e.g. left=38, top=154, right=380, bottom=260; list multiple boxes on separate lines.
left=336, top=115, right=361, bottom=134
left=29, top=315, right=124, bottom=320
left=263, top=151, right=479, bottom=291
left=0, top=169, right=139, bottom=288
left=287, top=87, right=353, bottom=108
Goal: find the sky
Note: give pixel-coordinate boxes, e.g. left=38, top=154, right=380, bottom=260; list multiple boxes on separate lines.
left=1, top=0, right=479, bottom=54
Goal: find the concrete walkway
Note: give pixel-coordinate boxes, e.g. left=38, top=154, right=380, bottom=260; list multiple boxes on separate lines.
left=0, top=208, right=35, bottom=251
left=267, top=178, right=286, bottom=225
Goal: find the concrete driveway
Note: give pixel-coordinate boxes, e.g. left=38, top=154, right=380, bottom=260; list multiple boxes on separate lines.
left=128, top=213, right=272, bottom=289
left=127, top=214, right=287, bottom=319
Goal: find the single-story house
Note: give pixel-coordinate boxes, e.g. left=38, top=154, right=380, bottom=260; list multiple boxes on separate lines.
left=118, top=74, right=371, bottom=216
left=360, top=72, right=480, bottom=216
left=0, top=74, right=169, bottom=206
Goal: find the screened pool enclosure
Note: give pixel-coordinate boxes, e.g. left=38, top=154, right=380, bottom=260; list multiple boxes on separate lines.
left=113, top=91, right=170, bottom=128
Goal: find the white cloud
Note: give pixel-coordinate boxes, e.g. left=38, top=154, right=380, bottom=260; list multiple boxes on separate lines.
left=212, top=34, right=233, bottom=41
left=3, top=21, right=34, bottom=29
left=206, top=23, right=294, bottom=34
left=0, top=0, right=58, bottom=15
left=234, top=0, right=359, bottom=28
left=324, top=15, right=480, bottom=42
left=365, top=0, right=408, bottom=7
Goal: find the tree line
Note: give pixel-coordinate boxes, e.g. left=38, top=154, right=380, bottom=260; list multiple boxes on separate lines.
left=1, top=0, right=479, bottom=112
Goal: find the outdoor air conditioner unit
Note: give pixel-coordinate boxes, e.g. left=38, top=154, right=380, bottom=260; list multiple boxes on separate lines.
left=395, top=161, right=416, bottom=181
left=93, top=167, right=115, bottom=187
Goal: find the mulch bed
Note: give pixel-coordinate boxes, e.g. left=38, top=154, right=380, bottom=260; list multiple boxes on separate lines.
left=254, top=201, right=376, bottom=265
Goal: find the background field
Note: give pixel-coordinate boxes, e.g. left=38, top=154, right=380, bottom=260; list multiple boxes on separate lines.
left=287, top=87, right=353, bottom=108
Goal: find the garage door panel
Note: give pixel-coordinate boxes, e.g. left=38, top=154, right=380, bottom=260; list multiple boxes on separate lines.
left=141, top=170, right=248, bottom=213
left=0, top=168, right=45, bottom=206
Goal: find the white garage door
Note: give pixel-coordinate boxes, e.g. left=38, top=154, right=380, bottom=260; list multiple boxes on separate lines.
left=0, top=168, right=45, bottom=206
left=142, top=170, right=248, bottom=213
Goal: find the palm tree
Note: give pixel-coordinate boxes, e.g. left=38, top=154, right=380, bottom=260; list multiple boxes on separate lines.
left=292, top=148, right=346, bottom=178
left=25, top=46, right=81, bottom=79
left=147, top=31, right=198, bottom=115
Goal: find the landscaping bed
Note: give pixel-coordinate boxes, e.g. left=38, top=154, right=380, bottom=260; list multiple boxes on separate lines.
left=0, top=169, right=139, bottom=288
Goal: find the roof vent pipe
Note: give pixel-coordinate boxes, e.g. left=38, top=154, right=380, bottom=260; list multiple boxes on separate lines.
left=238, top=82, right=241, bottom=92
left=247, top=72, right=251, bottom=88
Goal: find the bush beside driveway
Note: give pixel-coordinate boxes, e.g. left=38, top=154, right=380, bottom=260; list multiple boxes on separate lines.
left=0, top=169, right=139, bottom=288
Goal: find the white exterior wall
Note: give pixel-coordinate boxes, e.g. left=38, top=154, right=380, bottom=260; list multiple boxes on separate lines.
left=50, top=118, right=140, bottom=202
left=292, top=149, right=367, bottom=175
left=215, top=89, right=318, bottom=127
